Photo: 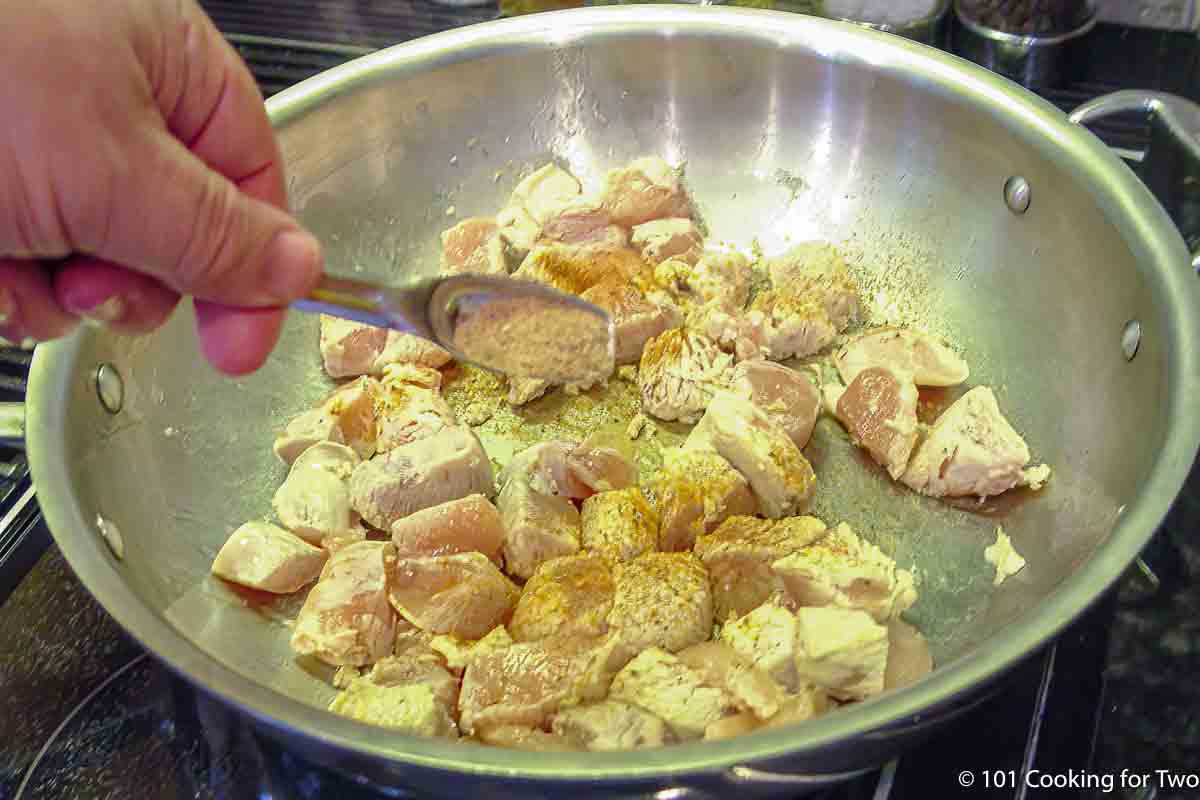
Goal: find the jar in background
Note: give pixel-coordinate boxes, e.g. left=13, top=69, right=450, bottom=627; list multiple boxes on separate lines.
left=956, top=0, right=1095, bottom=34
left=818, top=0, right=951, bottom=44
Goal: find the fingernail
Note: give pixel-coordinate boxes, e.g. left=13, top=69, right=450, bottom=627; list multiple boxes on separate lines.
left=81, top=295, right=127, bottom=327
left=265, top=230, right=322, bottom=302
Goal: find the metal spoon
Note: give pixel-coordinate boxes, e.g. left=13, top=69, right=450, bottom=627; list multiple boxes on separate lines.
left=293, top=274, right=615, bottom=384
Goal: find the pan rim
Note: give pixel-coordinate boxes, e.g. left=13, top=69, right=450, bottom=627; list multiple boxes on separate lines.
left=27, top=5, right=1200, bottom=784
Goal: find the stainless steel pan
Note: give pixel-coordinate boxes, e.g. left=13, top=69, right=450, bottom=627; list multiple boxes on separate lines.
left=21, top=8, right=1200, bottom=797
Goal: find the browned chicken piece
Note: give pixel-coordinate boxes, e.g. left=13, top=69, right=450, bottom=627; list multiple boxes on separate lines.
left=901, top=386, right=1050, bottom=499
left=695, top=515, right=828, bottom=622
left=540, top=200, right=629, bottom=254
left=509, top=554, right=615, bottom=643
left=765, top=241, right=861, bottom=331
left=747, top=291, right=838, bottom=361
left=210, top=521, right=327, bottom=594
left=646, top=448, right=757, bottom=552
left=388, top=552, right=519, bottom=640
left=506, top=376, right=551, bottom=407
left=290, top=541, right=396, bottom=666
left=565, top=434, right=638, bottom=498
left=835, top=327, right=969, bottom=387
left=580, top=487, right=659, bottom=564
left=473, top=725, right=579, bottom=751
left=440, top=216, right=507, bottom=275
left=369, top=652, right=459, bottom=706
left=688, top=391, right=816, bottom=518
left=730, top=360, right=821, bottom=449
left=329, top=679, right=459, bottom=738
left=349, top=426, right=493, bottom=530
left=832, top=365, right=920, bottom=480
left=274, top=377, right=379, bottom=463
left=677, top=641, right=788, bottom=720
left=793, top=607, right=889, bottom=701
left=655, top=250, right=751, bottom=312
left=638, top=328, right=734, bottom=423
left=430, top=625, right=513, bottom=675
left=551, top=700, right=672, bottom=751
left=496, top=477, right=582, bottom=580
left=685, top=300, right=768, bottom=362
left=319, top=316, right=451, bottom=378
left=884, top=619, right=934, bottom=690
left=608, top=647, right=736, bottom=740
left=579, top=280, right=683, bottom=365
left=390, top=494, right=505, bottom=566
left=607, top=552, right=712, bottom=653
left=510, top=163, right=583, bottom=225
left=600, top=156, right=694, bottom=227
left=719, top=600, right=803, bottom=690
left=458, top=634, right=631, bottom=735
left=374, top=381, right=456, bottom=454
left=630, top=218, right=703, bottom=265
left=513, top=244, right=645, bottom=297
left=772, top=522, right=918, bottom=623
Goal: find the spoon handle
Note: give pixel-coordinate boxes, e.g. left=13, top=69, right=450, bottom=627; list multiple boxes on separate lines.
left=292, top=275, right=412, bottom=332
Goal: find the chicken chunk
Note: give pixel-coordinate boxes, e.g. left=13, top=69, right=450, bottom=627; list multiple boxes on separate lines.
left=496, top=477, right=582, bottom=580
left=730, top=360, right=820, bottom=449
left=291, top=441, right=360, bottom=479
left=390, top=494, right=505, bottom=566
left=458, top=634, right=630, bottom=735
left=719, top=601, right=802, bottom=691
left=608, top=552, right=712, bottom=653
left=210, top=521, right=327, bottom=594
left=551, top=701, right=671, bottom=751
left=608, top=648, right=735, bottom=740
left=506, top=376, right=552, bottom=407
left=510, top=163, right=582, bottom=225
left=677, top=642, right=787, bottom=720
left=498, top=441, right=575, bottom=496
left=565, top=435, right=637, bottom=497
left=601, top=156, right=694, bottom=227
left=793, top=607, right=889, bottom=701
left=540, top=201, right=628, bottom=254
left=375, top=330, right=453, bottom=373
left=579, top=281, right=682, bottom=365
left=695, top=515, right=828, bottom=622
left=272, top=459, right=355, bottom=544
left=374, top=380, right=457, bottom=454
left=349, top=426, right=493, bottom=530
left=765, top=241, right=861, bottom=330
left=834, top=366, right=920, bottom=481
left=329, top=679, right=458, bottom=738
left=514, top=244, right=647, bottom=297
left=688, top=391, right=816, bottom=518
left=290, top=541, right=396, bottom=666
left=748, top=291, right=838, bottom=361
left=440, top=216, right=507, bottom=275
left=771, top=522, right=918, bottom=623
left=638, top=329, right=733, bottom=423
left=474, top=725, right=578, bottom=751
left=430, top=625, right=513, bottom=675
left=274, top=377, right=379, bottom=463
left=509, top=554, right=615, bottom=643
left=496, top=203, right=540, bottom=258
left=580, top=488, right=659, bottom=564
left=630, top=218, right=703, bottom=265
left=684, top=300, right=769, bottom=362
left=319, top=316, right=451, bottom=378
left=655, top=250, right=750, bottom=312
left=388, top=552, right=519, bottom=640
left=884, top=619, right=934, bottom=690
left=835, top=327, right=969, bottom=387
left=646, top=448, right=757, bottom=552
left=901, top=386, right=1050, bottom=499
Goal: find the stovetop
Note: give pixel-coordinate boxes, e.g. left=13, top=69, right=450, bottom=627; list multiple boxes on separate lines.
left=1, top=7, right=1199, bottom=799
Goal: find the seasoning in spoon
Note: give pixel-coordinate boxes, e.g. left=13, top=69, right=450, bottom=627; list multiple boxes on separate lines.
left=450, top=293, right=615, bottom=385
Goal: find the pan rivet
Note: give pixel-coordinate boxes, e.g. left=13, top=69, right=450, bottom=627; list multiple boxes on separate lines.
left=1121, top=320, right=1142, bottom=361
left=1004, top=177, right=1031, bottom=214
left=95, top=363, right=124, bottom=414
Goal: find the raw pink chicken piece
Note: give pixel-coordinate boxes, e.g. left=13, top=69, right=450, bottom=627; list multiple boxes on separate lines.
left=210, top=521, right=327, bottom=594
left=884, top=619, right=934, bottom=690
left=835, top=327, right=969, bottom=387
left=646, top=448, right=758, bottom=552
left=440, top=216, right=507, bottom=275
left=833, top=365, right=920, bottom=481
left=765, top=242, right=861, bottom=331
left=390, top=494, right=505, bottom=566
left=319, top=315, right=451, bottom=378
left=630, top=218, right=702, bottom=265
left=676, top=641, right=787, bottom=720
left=272, top=458, right=355, bottom=544
left=694, top=515, right=828, bottom=621
left=729, top=360, right=820, bottom=449
left=509, top=553, right=615, bottom=643
left=638, top=329, right=733, bottom=423
left=496, top=477, right=581, bottom=580
left=540, top=201, right=629, bottom=254
left=274, top=377, right=379, bottom=463
left=747, top=291, right=838, bottom=361
left=290, top=541, right=396, bottom=666
left=375, top=330, right=452, bottom=372
left=607, top=552, right=712, bottom=653
left=600, top=156, right=694, bottom=227
left=687, top=391, right=816, bottom=518
left=458, top=634, right=631, bottom=735
left=349, top=426, right=493, bottom=530
left=565, top=435, right=638, bottom=498
left=387, top=552, right=519, bottom=640
left=498, top=441, right=575, bottom=496
left=901, top=386, right=1050, bottom=499
left=579, top=281, right=683, bottom=365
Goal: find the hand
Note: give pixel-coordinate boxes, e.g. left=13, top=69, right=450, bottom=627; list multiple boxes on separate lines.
left=0, top=0, right=323, bottom=374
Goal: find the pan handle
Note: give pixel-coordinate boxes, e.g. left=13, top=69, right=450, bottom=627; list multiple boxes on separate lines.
left=0, top=402, right=23, bottom=450
left=1069, top=90, right=1200, bottom=273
